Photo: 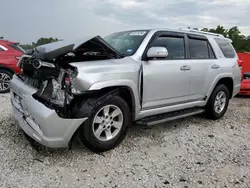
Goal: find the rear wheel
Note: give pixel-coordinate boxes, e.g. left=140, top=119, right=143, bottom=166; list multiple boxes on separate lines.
left=0, top=69, right=13, bottom=93
left=205, top=84, right=230, bottom=120
left=79, top=95, right=131, bottom=152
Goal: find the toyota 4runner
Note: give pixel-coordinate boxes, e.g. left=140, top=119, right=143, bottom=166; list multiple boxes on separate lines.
left=10, top=29, right=241, bottom=152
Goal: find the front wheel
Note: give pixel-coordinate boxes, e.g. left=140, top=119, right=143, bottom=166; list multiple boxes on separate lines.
left=205, top=84, right=230, bottom=120
left=79, top=95, right=131, bottom=152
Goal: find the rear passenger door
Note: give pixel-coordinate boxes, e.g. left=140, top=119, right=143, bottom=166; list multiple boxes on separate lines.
left=186, top=34, right=218, bottom=101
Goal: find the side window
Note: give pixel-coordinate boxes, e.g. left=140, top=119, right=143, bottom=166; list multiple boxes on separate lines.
left=0, top=47, right=4, bottom=52
left=214, top=38, right=236, bottom=58
left=150, top=36, right=185, bottom=59
left=188, top=38, right=210, bottom=59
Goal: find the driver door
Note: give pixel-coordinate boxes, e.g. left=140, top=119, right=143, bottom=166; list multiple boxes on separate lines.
left=141, top=31, right=191, bottom=110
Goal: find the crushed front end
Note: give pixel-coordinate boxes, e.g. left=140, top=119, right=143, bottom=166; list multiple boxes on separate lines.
left=10, top=74, right=87, bottom=147
left=17, top=55, right=81, bottom=118
left=10, top=36, right=122, bottom=148
left=10, top=53, right=89, bottom=147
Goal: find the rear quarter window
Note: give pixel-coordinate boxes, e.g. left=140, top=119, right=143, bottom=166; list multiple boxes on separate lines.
left=214, top=38, right=236, bottom=58
left=8, top=43, right=26, bottom=53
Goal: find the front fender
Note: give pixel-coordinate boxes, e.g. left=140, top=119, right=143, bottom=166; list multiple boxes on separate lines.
left=205, top=73, right=234, bottom=102
left=89, top=80, right=141, bottom=119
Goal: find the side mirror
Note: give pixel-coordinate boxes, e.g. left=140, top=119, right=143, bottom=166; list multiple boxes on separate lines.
left=147, top=47, right=168, bottom=58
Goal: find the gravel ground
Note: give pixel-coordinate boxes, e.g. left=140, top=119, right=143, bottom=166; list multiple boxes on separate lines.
left=0, top=93, right=250, bottom=188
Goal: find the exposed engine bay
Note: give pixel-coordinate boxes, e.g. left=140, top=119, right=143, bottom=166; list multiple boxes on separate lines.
left=17, top=56, right=78, bottom=118
left=16, top=36, right=122, bottom=118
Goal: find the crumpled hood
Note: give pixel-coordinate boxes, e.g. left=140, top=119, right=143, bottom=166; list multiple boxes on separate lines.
left=26, top=35, right=120, bottom=60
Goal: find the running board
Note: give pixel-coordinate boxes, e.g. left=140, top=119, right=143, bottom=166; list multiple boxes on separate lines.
left=136, top=108, right=205, bottom=126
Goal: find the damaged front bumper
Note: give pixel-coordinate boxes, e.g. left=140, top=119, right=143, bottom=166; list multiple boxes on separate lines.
left=10, top=75, right=87, bottom=148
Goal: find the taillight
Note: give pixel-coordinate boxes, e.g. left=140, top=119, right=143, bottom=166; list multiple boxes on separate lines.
left=237, top=59, right=243, bottom=67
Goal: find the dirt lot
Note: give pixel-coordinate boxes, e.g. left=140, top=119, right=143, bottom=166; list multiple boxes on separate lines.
left=0, top=93, right=250, bottom=188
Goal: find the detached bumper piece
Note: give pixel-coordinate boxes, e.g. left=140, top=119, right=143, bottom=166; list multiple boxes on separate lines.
left=10, top=75, right=87, bottom=148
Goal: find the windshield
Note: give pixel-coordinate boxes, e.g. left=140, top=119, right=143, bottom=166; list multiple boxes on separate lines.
left=104, top=30, right=149, bottom=56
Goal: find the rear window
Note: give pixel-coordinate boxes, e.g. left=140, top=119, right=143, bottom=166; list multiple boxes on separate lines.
left=214, top=38, right=235, bottom=58
left=8, top=43, right=26, bottom=53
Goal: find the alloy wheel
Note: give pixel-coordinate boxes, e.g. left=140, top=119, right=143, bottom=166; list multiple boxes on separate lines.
left=92, top=105, right=124, bottom=142
left=214, top=91, right=227, bottom=114
left=0, top=73, right=11, bottom=92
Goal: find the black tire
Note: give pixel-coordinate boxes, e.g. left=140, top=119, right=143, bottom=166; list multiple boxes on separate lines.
left=79, top=95, right=131, bottom=153
left=0, top=69, right=13, bottom=93
left=205, top=84, right=230, bottom=120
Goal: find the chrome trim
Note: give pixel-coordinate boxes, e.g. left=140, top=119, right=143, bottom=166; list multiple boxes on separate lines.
left=17, top=55, right=32, bottom=67
left=40, top=61, right=55, bottom=68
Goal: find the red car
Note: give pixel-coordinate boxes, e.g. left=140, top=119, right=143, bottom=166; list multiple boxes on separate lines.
left=239, top=72, right=250, bottom=95
left=0, top=40, right=25, bottom=93
left=238, top=52, right=250, bottom=95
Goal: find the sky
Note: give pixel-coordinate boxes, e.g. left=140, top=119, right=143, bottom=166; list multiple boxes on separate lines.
left=1, top=0, right=250, bottom=44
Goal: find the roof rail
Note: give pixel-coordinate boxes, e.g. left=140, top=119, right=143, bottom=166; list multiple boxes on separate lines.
left=179, top=28, right=224, bottom=37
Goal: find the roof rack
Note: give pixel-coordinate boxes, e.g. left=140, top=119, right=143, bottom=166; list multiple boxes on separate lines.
left=179, top=28, right=224, bottom=37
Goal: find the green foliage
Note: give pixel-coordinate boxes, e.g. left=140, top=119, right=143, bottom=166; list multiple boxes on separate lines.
left=36, top=37, right=59, bottom=46
left=20, top=37, right=61, bottom=50
left=201, top=25, right=250, bottom=52
left=19, top=44, right=33, bottom=50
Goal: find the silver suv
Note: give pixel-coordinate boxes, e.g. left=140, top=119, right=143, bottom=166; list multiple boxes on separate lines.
left=10, top=29, right=241, bottom=152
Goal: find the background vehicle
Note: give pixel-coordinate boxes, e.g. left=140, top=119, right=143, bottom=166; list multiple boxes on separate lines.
left=238, top=52, right=250, bottom=95
left=0, top=40, right=25, bottom=93
left=10, top=29, right=241, bottom=152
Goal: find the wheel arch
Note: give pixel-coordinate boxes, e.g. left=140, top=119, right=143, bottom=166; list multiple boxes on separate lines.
left=88, top=80, right=140, bottom=120
left=0, top=65, right=15, bottom=74
left=90, top=86, right=138, bottom=121
left=215, top=77, right=234, bottom=99
left=206, top=74, right=234, bottom=102
left=69, top=85, right=136, bottom=150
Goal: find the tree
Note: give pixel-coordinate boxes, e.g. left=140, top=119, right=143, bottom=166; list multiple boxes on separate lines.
left=201, top=28, right=209, bottom=32
left=208, top=25, right=228, bottom=37
left=20, top=37, right=60, bottom=50
left=35, top=37, right=59, bottom=46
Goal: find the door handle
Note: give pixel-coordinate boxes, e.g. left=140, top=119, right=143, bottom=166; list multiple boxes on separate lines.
left=180, top=65, right=191, bottom=71
left=211, top=64, right=220, bottom=69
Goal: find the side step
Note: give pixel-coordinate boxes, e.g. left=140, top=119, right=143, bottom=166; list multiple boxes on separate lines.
left=136, top=108, right=205, bottom=126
